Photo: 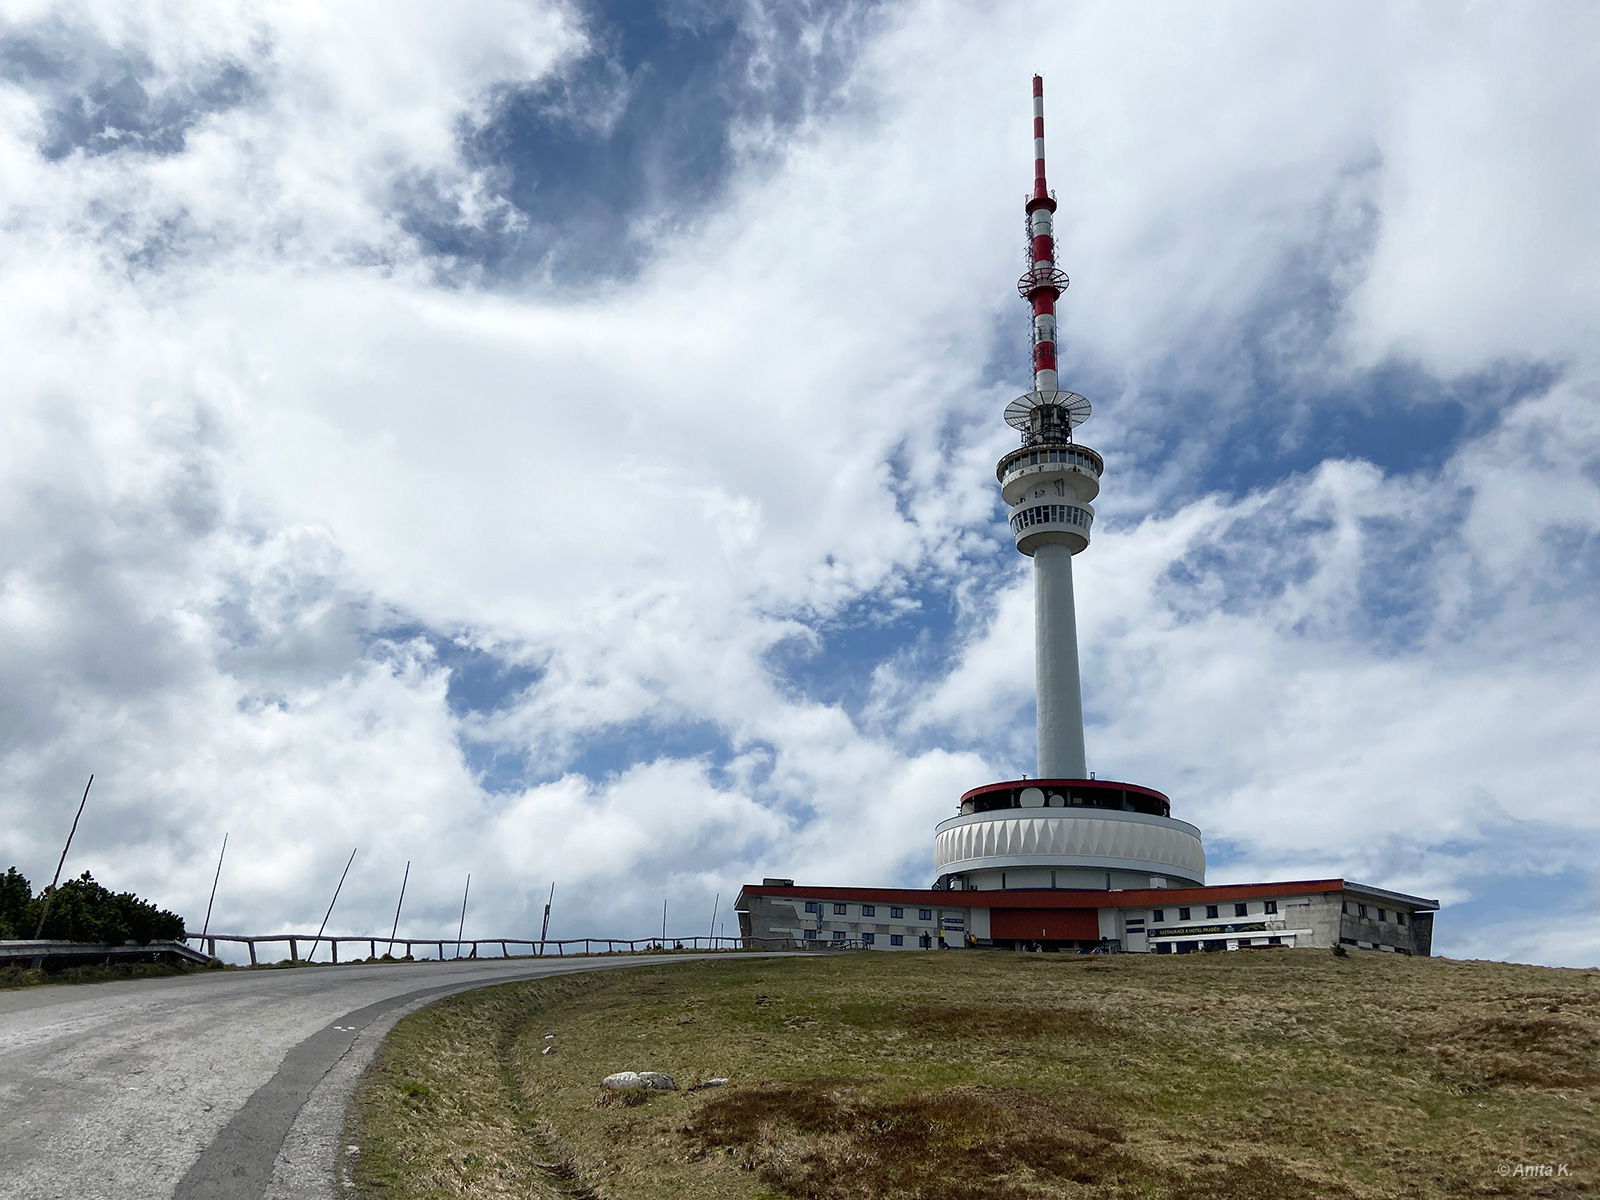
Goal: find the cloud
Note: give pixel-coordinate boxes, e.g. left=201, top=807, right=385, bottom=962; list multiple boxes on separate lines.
left=2, top=1, right=1597, bottom=966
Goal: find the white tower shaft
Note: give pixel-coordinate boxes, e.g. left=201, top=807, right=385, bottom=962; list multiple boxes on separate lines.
left=1034, top=543, right=1087, bottom=778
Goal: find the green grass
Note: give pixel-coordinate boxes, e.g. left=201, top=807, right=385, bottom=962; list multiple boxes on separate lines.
left=346, top=950, right=1600, bottom=1198
left=0, top=960, right=217, bottom=989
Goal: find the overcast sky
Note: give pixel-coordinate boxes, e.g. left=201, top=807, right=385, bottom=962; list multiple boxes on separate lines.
left=2, top=1, right=1596, bottom=966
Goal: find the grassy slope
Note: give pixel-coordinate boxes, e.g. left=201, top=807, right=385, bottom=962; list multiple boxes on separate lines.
left=348, top=950, right=1600, bottom=1199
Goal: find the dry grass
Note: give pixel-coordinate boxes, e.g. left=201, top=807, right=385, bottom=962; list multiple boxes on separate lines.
left=349, top=950, right=1600, bottom=1199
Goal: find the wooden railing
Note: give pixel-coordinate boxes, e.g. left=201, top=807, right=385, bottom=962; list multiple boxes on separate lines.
left=182, top=933, right=854, bottom=965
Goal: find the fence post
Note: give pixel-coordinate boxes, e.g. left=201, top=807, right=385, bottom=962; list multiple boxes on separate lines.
left=207, top=937, right=216, bottom=958
left=247, top=939, right=257, bottom=966
left=370, top=939, right=376, bottom=959
left=438, top=941, right=444, bottom=960
left=332, top=939, right=339, bottom=964
left=290, top=938, right=298, bottom=962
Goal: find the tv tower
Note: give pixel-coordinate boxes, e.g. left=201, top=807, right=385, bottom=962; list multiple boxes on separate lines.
left=1005, top=73, right=1097, bottom=780
left=929, top=76, right=1206, bottom=893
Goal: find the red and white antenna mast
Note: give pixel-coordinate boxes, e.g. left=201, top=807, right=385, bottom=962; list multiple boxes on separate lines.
left=1005, top=74, right=1089, bottom=441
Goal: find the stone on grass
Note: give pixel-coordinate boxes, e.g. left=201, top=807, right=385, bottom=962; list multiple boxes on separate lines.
left=601, top=1071, right=678, bottom=1091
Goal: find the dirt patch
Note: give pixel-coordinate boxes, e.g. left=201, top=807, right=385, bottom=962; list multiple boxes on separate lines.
left=685, top=1081, right=1147, bottom=1199
left=901, top=1003, right=1113, bottom=1039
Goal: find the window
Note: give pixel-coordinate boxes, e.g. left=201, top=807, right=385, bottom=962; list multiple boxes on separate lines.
left=1234, top=903, right=1248, bottom=917
left=919, top=909, right=933, bottom=921
left=803, top=929, right=817, bottom=940
left=1267, top=936, right=1281, bottom=945
left=919, top=934, right=932, bottom=948
left=1205, top=905, right=1219, bottom=919
left=890, top=907, right=903, bottom=918
left=832, top=929, right=847, bottom=942
left=1377, top=908, right=1386, bottom=922
left=833, top=903, right=848, bottom=915
left=1264, top=900, right=1277, bottom=915
left=862, top=905, right=876, bottom=917
left=1358, top=904, right=1368, bottom=918
left=1341, top=901, right=1349, bottom=914
left=862, top=932, right=875, bottom=944
left=1396, top=912, right=1407, bottom=926
left=1152, top=909, right=1165, bottom=923
left=1178, top=907, right=1191, bottom=921
left=804, top=901, right=820, bottom=914
left=890, top=934, right=903, bottom=946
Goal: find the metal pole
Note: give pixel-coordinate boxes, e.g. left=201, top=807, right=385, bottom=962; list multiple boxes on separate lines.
left=200, top=832, right=228, bottom=941
left=539, top=882, right=554, bottom=955
left=709, top=892, right=719, bottom=939
left=388, top=860, right=410, bottom=955
left=455, top=874, right=470, bottom=959
left=33, top=775, right=94, bottom=939
left=310, top=848, right=357, bottom=962
left=662, top=898, right=667, bottom=944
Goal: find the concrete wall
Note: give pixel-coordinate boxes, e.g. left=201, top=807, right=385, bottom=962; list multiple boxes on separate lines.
left=1338, top=892, right=1426, bottom=954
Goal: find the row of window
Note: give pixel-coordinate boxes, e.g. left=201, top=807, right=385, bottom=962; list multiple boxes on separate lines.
left=804, top=902, right=934, bottom=921
left=1009, top=503, right=1091, bottom=534
left=1144, top=901, right=1279, bottom=924
left=1343, top=901, right=1406, bottom=925
left=1004, top=448, right=1100, bottom=475
left=802, top=930, right=927, bottom=947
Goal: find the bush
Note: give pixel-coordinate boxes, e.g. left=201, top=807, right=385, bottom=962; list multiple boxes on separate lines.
left=0, top=868, right=31, bottom=939
left=0, top=868, right=186, bottom=944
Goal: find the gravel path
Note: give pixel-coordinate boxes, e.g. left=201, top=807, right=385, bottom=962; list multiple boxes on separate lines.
left=0, top=953, right=717, bottom=1199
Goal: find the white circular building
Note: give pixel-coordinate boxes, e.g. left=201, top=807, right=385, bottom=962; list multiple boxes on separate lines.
left=934, top=778, right=1206, bottom=891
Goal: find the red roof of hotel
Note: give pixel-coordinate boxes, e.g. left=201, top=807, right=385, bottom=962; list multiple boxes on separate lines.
left=735, top=879, right=1437, bottom=911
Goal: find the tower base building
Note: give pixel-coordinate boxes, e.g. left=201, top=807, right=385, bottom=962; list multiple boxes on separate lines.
left=735, top=878, right=1437, bottom=956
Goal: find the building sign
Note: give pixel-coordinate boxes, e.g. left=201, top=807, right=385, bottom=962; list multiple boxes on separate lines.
left=941, top=916, right=965, bottom=930
left=1147, top=922, right=1267, bottom=939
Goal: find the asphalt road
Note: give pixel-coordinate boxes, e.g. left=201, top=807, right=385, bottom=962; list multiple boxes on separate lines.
left=0, top=952, right=727, bottom=1199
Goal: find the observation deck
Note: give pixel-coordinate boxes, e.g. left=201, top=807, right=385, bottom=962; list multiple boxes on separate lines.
left=934, top=778, right=1207, bottom=891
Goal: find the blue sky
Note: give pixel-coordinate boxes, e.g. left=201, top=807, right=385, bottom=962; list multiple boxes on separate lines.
left=1, top=1, right=1597, bottom=966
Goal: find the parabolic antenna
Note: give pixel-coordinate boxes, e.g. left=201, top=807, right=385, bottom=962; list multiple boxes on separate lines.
left=1004, top=389, right=1092, bottom=433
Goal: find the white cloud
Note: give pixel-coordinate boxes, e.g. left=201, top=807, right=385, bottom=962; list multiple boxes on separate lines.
left=2, top=2, right=1597, bottom=964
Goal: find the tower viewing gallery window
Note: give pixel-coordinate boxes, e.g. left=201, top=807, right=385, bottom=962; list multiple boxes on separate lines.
left=1009, top=504, right=1091, bottom=534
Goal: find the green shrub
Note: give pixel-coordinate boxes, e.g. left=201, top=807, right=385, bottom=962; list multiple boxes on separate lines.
left=0, top=868, right=186, bottom=944
left=0, top=868, right=31, bottom=939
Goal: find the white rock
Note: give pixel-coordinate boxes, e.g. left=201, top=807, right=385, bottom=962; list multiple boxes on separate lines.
left=601, top=1070, right=678, bottom=1091
left=541, top=1045, right=556, bottom=1056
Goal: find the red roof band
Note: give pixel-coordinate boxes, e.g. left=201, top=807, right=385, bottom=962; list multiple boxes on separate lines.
left=735, top=879, right=1439, bottom=913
